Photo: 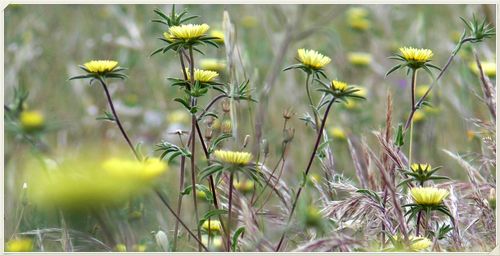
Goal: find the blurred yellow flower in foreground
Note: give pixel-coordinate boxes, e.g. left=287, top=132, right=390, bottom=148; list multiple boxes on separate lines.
left=210, top=30, right=225, bottom=43
left=185, top=68, right=219, bottom=82
left=28, top=154, right=167, bottom=210
left=297, top=48, right=331, bottom=70
left=347, top=52, right=372, bottom=66
left=469, top=61, right=496, bottom=77
left=413, top=111, right=425, bottom=123
left=202, top=235, right=224, bottom=251
left=20, top=110, right=45, bottom=132
left=416, top=85, right=430, bottom=98
left=214, top=150, right=252, bottom=166
left=6, top=238, right=33, bottom=252
left=410, top=187, right=449, bottom=206
left=83, top=60, right=118, bottom=73
left=169, top=23, right=210, bottom=40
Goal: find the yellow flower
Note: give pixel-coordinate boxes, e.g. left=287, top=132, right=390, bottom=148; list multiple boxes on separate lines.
left=410, top=187, right=449, bottom=206
left=344, top=98, right=358, bottom=109
left=221, top=120, right=232, bottom=134
left=331, top=80, right=348, bottom=91
left=83, top=60, right=118, bottom=73
left=413, top=111, right=425, bottom=123
left=399, top=47, right=433, bottom=63
left=347, top=7, right=371, bottom=31
left=167, top=109, right=190, bottom=124
left=241, top=15, right=258, bottom=28
left=28, top=155, right=167, bottom=210
left=411, top=163, right=432, bottom=172
left=202, top=220, right=222, bottom=233
left=391, top=235, right=431, bottom=252
left=466, top=130, right=477, bottom=141
left=169, top=23, right=210, bottom=40
left=185, top=68, right=219, bottom=82
left=233, top=179, right=254, bottom=193
left=20, top=110, right=45, bottom=132
left=200, top=58, right=226, bottom=72
left=416, top=85, right=430, bottom=98
left=297, top=48, right=331, bottom=70
left=409, top=237, right=432, bottom=251
left=202, top=235, right=224, bottom=251
left=102, top=157, right=168, bottom=182
left=328, top=127, right=346, bottom=140
left=304, top=206, right=322, bottom=227
left=347, top=52, right=372, bottom=66
left=163, top=32, right=175, bottom=42
left=133, top=244, right=146, bottom=252
left=214, top=150, right=252, bottom=165
left=115, top=244, right=127, bottom=252
left=210, top=30, right=224, bottom=43
left=354, top=86, right=367, bottom=97
left=469, top=61, right=496, bottom=77
left=6, top=238, right=33, bottom=252
left=211, top=118, right=221, bottom=130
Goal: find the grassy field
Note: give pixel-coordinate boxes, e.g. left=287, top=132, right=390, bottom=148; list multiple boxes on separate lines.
left=4, top=4, right=496, bottom=252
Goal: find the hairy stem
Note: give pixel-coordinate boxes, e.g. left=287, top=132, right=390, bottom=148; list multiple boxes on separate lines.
left=408, top=69, right=417, bottom=168
left=275, top=97, right=335, bottom=251
left=172, top=156, right=186, bottom=251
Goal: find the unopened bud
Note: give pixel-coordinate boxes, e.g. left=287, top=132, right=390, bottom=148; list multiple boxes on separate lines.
left=283, top=127, right=295, bottom=143
left=222, top=99, right=230, bottom=113
left=283, top=107, right=294, bottom=120
left=205, top=128, right=213, bottom=141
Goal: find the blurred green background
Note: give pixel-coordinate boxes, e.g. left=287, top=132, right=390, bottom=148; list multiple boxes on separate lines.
left=4, top=4, right=496, bottom=251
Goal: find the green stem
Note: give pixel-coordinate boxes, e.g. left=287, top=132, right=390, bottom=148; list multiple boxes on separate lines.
left=227, top=172, right=235, bottom=251
left=305, top=73, right=319, bottom=132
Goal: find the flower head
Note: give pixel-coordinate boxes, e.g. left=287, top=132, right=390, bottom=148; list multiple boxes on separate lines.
left=347, top=7, right=371, bottom=31
left=399, top=47, right=434, bottom=63
left=200, top=58, right=226, bottom=72
left=297, top=48, right=331, bottom=70
left=331, top=80, right=348, bottom=92
left=214, top=150, right=252, bottom=166
left=469, top=61, right=496, bottom=77
left=169, top=23, right=210, bottom=40
left=411, top=163, right=432, bottom=172
left=20, top=110, right=44, bottom=132
left=390, top=235, right=431, bottom=252
left=185, top=68, right=219, bottom=83
left=202, top=220, right=222, bottom=233
left=233, top=179, right=254, bottom=193
left=328, top=127, right=346, bottom=140
left=102, top=157, right=168, bottom=182
left=84, top=60, right=119, bottom=74
left=347, top=52, right=372, bottom=66
left=210, top=30, right=225, bottom=44
left=6, top=238, right=33, bottom=252
left=410, top=187, right=449, bottom=206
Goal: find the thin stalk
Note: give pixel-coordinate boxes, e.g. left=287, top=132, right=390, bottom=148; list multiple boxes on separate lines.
left=97, top=78, right=140, bottom=161
left=227, top=172, right=235, bottom=251
left=408, top=69, right=417, bottom=168
left=155, top=190, right=208, bottom=251
left=188, top=46, right=202, bottom=251
left=275, top=98, right=335, bottom=251
left=172, top=156, right=186, bottom=251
